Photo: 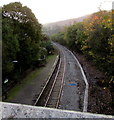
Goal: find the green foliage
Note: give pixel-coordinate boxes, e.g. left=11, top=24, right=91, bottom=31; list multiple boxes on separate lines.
left=2, top=2, right=42, bottom=72
left=41, top=34, right=54, bottom=55
left=51, top=32, right=66, bottom=45
left=64, top=22, right=87, bottom=52
left=2, top=17, right=20, bottom=77
left=2, top=2, right=49, bottom=97
left=64, top=25, right=77, bottom=49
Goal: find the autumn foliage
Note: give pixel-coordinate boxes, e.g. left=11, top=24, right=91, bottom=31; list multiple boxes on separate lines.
left=51, top=10, right=114, bottom=84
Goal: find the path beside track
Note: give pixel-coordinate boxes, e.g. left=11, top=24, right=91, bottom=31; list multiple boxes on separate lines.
left=53, top=43, right=87, bottom=112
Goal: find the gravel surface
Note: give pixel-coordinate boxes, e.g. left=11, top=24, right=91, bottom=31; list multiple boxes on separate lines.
left=9, top=55, right=58, bottom=105
left=54, top=44, right=85, bottom=112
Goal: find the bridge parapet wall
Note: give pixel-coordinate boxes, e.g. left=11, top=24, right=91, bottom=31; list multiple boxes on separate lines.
left=1, top=102, right=114, bottom=119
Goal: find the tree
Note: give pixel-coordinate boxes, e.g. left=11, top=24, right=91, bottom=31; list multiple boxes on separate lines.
left=3, top=2, right=42, bottom=70
left=2, top=2, right=44, bottom=96
left=2, top=17, right=20, bottom=79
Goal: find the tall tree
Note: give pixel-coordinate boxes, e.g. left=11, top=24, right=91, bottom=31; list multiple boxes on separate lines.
left=2, top=2, right=43, bottom=94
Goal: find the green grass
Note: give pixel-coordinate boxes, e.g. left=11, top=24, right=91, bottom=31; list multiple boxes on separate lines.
left=5, top=54, right=58, bottom=101
left=47, top=53, right=57, bottom=62
left=5, top=68, right=43, bottom=101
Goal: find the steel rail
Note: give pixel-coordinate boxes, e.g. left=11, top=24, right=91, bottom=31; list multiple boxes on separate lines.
left=44, top=58, right=62, bottom=107
left=34, top=51, right=65, bottom=108
left=55, top=51, right=66, bottom=108
left=33, top=55, right=60, bottom=106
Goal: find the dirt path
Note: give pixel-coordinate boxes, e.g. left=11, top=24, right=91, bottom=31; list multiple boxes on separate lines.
left=8, top=55, right=58, bottom=105
left=74, top=52, right=113, bottom=115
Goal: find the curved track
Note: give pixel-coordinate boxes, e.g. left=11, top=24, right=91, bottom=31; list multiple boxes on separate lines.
left=34, top=42, right=88, bottom=112
left=34, top=51, right=65, bottom=108
left=53, top=43, right=88, bottom=112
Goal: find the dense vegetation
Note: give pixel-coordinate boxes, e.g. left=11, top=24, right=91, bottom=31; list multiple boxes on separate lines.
left=2, top=2, right=54, bottom=98
left=51, top=10, right=114, bottom=86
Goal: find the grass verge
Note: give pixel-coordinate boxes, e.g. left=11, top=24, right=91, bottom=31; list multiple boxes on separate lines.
left=5, top=53, right=58, bottom=101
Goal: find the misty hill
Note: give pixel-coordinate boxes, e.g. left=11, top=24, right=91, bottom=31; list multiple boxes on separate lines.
left=43, top=15, right=91, bottom=35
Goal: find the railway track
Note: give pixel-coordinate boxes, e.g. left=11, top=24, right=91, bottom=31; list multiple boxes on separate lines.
left=34, top=53, right=65, bottom=108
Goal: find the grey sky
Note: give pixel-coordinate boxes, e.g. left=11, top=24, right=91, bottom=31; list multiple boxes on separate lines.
left=1, top=0, right=112, bottom=24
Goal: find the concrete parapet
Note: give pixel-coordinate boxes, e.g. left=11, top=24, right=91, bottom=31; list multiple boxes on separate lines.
left=1, top=102, right=114, bottom=119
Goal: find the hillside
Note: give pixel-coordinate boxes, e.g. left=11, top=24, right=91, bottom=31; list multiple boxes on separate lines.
left=43, top=14, right=91, bottom=35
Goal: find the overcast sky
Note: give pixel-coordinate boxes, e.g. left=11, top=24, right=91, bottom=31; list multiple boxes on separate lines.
left=1, top=0, right=112, bottom=24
